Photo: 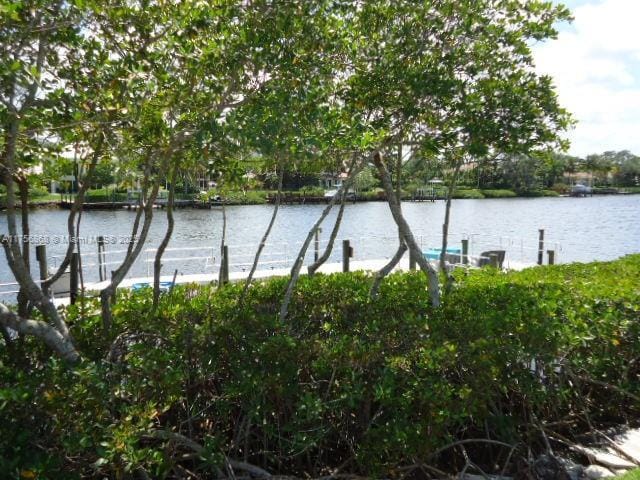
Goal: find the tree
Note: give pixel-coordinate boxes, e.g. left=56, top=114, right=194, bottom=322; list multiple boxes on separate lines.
left=0, top=0, right=104, bottom=361
left=354, top=166, right=378, bottom=193
left=337, top=0, right=571, bottom=299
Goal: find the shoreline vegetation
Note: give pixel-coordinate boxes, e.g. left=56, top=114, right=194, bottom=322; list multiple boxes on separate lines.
left=2, top=255, right=640, bottom=478
left=2, top=186, right=640, bottom=211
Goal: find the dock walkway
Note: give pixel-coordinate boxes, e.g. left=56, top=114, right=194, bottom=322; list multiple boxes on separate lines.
left=51, top=256, right=535, bottom=307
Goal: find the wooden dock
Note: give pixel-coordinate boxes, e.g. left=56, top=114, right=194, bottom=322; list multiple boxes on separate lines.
left=51, top=256, right=536, bottom=307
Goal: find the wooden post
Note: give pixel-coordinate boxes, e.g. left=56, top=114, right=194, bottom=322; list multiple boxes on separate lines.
left=314, top=228, right=322, bottom=262
left=97, top=236, right=106, bottom=281
left=409, top=249, right=416, bottom=270
left=461, top=239, right=469, bottom=265
left=342, top=239, right=351, bottom=273
left=221, top=245, right=229, bottom=284
left=489, top=252, right=499, bottom=269
left=36, top=244, right=48, bottom=296
left=70, top=252, right=79, bottom=305
left=537, top=229, right=545, bottom=265
left=547, top=250, right=555, bottom=265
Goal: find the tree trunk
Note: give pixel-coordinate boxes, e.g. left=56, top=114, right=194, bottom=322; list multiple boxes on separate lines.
left=2, top=239, right=73, bottom=334
left=439, top=159, right=463, bottom=273
left=17, top=175, right=31, bottom=317
left=153, top=166, right=177, bottom=307
left=369, top=145, right=407, bottom=297
left=217, top=200, right=227, bottom=287
left=307, top=187, right=347, bottom=276
left=240, top=161, right=284, bottom=303
left=279, top=162, right=363, bottom=321
left=42, top=133, right=104, bottom=291
left=372, top=150, right=440, bottom=307
left=100, top=175, right=162, bottom=331
left=396, top=143, right=403, bottom=201
left=0, top=303, right=79, bottom=363
left=2, top=114, right=79, bottom=360
left=370, top=235, right=406, bottom=298
left=76, top=207, right=85, bottom=293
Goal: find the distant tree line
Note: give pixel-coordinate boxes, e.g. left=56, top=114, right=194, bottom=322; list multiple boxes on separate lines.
left=403, top=149, right=640, bottom=194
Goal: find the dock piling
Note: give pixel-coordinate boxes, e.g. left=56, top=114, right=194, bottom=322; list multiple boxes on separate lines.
left=97, top=236, right=106, bottom=281
left=537, top=229, right=545, bottom=265
left=462, top=239, right=469, bottom=265
left=342, top=239, right=352, bottom=273
left=547, top=249, right=555, bottom=265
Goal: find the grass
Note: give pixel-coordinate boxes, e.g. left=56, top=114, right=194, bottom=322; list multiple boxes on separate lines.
left=615, top=469, right=640, bottom=480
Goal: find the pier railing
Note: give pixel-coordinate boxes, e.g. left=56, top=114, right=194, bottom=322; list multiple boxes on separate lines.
left=1, top=230, right=561, bottom=303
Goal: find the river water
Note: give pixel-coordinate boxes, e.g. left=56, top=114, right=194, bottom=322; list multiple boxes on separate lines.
left=1, top=195, right=639, bottom=293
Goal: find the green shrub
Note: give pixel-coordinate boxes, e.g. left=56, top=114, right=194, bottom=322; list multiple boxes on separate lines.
left=480, top=189, right=517, bottom=198
left=28, top=185, right=49, bottom=197
left=1, top=256, right=640, bottom=478
left=516, top=189, right=545, bottom=197
left=452, top=188, right=485, bottom=199
left=551, top=182, right=570, bottom=194
left=225, top=189, right=268, bottom=204
left=299, top=185, right=325, bottom=196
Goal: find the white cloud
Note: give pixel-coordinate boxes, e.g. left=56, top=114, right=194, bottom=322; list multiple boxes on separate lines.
left=533, top=0, right=640, bottom=156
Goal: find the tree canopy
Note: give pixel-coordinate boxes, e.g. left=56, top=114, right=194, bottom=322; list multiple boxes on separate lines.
left=1, top=0, right=573, bottom=359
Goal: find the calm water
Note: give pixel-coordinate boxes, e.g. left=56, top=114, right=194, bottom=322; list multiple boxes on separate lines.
left=1, top=195, right=639, bottom=290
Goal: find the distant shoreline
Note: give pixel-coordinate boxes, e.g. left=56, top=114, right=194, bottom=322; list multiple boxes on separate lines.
left=1, top=190, right=639, bottom=212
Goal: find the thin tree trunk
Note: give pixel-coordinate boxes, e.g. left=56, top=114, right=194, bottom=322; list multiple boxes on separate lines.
left=17, top=175, right=30, bottom=317
left=76, top=207, right=85, bottom=293
left=240, top=161, right=284, bottom=303
left=42, top=133, right=103, bottom=291
left=279, top=162, right=363, bottom=321
left=18, top=176, right=30, bottom=267
left=153, top=166, right=177, bottom=307
left=373, top=150, right=440, bottom=307
left=396, top=143, right=403, bottom=201
left=2, top=239, right=73, bottom=337
left=370, top=234, right=406, bottom=299
left=0, top=34, right=79, bottom=361
left=217, top=200, right=227, bottom=287
left=439, top=159, right=463, bottom=272
left=125, top=175, right=150, bottom=260
left=307, top=187, right=347, bottom=276
left=100, top=175, right=162, bottom=331
left=369, top=145, right=407, bottom=297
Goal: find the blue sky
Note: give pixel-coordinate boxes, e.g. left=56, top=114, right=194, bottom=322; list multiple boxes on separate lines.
left=533, top=0, right=640, bottom=157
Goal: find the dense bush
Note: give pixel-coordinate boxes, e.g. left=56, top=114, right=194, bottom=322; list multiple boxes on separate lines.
left=452, top=188, right=485, bottom=199
left=1, top=256, right=639, bottom=478
left=298, top=185, right=325, bottom=196
left=480, top=189, right=517, bottom=198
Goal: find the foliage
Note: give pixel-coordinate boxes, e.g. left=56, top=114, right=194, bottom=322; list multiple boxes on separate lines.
left=615, top=469, right=640, bottom=480
left=354, top=166, right=379, bottom=192
left=452, top=188, right=485, bottom=199
left=2, top=256, right=640, bottom=478
left=199, top=189, right=270, bottom=205
left=480, top=189, right=517, bottom=198
left=299, top=185, right=325, bottom=197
